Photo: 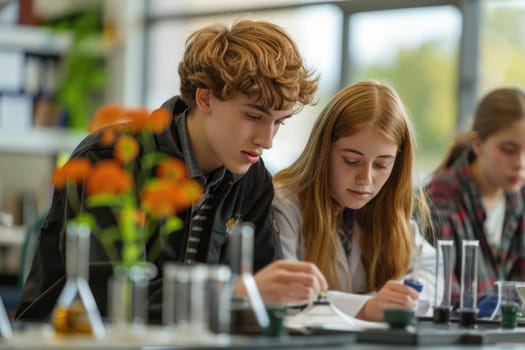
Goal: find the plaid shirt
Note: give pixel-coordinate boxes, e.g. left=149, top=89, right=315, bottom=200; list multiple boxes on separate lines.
left=425, top=152, right=525, bottom=306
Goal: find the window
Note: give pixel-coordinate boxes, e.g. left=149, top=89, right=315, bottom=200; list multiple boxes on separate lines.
left=480, top=0, right=525, bottom=94
left=145, top=5, right=342, bottom=173
left=347, top=6, right=462, bottom=175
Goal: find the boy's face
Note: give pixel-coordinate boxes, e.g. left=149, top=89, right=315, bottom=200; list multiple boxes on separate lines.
left=201, top=91, right=294, bottom=175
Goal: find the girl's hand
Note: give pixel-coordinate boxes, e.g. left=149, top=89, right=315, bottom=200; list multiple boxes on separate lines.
left=357, top=280, right=419, bottom=321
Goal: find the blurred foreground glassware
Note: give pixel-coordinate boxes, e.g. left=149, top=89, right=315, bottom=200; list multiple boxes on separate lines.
left=433, top=240, right=454, bottom=324
left=0, top=296, right=12, bottom=338
left=206, top=265, right=232, bottom=334
left=163, top=263, right=209, bottom=338
left=108, top=262, right=157, bottom=332
left=491, top=281, right=525, bottom=328
left=229, top=222, right=269, bottom=334
left=459, top=240, right=479, bottom=327
left=51, top=222, right=105, bottom=338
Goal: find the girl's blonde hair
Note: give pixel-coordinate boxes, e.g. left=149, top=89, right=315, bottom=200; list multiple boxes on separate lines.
left=178, top=19, right=318, bottom=113
left=274, top=81, right=428, bottom=291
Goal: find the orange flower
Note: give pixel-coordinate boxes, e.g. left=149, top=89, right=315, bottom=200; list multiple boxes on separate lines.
left=101, top=128, right=117, bottom=145
left=52, top=158, right=93, bottom=188
left=89, top=105, right=127, bottom=132
left=64, top=103, right=203, bottom=268
left=89, top=105, right=171, bottom=142
left=133, top=210, right=146, bottom=227
left=175, top=179, right=203, bottom=208
left=125, top=109, right=149, bottom=132
left=148, top=108, right=171, bottom=134
left=140, top=179, right=202, bottom=219
left=119, top=208, right=146, bottom=229
left=140, top=180, right=179, bottom=219
left=115, top=135, right=139, bottom=164
left=124, top=108, right=150, bottom=122
left=124, top=108, right=170, bottom=134
left=89, top=105, right=153, bottom=134
left=86, top=160, right=133, bottom=196
left=157, top=158, right=187, bottom=181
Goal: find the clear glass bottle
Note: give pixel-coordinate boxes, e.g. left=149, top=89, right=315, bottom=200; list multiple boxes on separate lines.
left=51, top=222, right=105, bottom=338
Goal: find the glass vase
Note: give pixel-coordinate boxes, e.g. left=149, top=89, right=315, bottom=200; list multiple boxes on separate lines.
left=108, top=262, right=157, bottom=334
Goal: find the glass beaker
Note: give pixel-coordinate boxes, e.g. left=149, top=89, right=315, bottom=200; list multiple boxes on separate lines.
left=433, top=240, right=455, bottom=324
left=206, top=264, right=232, bottom=334
left=229, top=222, right=269, bottom=334
left=491, top=281, right=525, bottom=328
left=108, top=262, right=157, bottom=332
left=459, top=240, right=479, bottom=327
left=51, top=222, right=105, bottom=338
left=163, top=263, right=209, bottom=338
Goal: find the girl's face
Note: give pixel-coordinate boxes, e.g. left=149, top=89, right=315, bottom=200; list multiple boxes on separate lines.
left=329, top=126, right=398, bottom=209
left=473, top=118, right=525, bottom=193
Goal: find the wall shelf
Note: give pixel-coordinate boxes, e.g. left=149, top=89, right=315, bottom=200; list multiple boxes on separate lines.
left=0, top=25, right=71, bottom=55
left=0, top=127, right=86, bottom=155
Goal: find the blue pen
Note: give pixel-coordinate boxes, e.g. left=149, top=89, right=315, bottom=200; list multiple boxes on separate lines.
left=404, top=242, right=424, bottom=293
left=404, top=278, right=423, bottom=293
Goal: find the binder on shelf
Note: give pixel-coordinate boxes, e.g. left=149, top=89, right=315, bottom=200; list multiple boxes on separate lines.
left=0, top=94, right=33, bottom=131
left=0, top=50, right=24, bottom=91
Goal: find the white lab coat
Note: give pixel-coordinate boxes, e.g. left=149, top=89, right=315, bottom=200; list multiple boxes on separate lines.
left=272, top=188, right=441, bottom=317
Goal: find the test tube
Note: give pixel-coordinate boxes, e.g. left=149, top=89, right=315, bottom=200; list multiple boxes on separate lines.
left=459, top=240, right=479, bottom=327
left=433, top=240, right=454, bottom=324
left=229, top=222, right=269, bottom=333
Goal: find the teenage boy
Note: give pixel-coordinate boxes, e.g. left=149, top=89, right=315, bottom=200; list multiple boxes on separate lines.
left=16, top=20, right=327, bottom=322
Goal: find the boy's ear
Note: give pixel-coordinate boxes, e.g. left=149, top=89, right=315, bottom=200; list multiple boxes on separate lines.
left=195, top=88, right=212, bottom=113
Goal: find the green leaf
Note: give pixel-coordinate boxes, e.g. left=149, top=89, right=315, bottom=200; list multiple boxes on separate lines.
left=123, top=244, right=141, bottom=264
left=86, top=194, right=123, bottom=208
left=164, top=217, right=183, bottom=235
left=70, top=213, right=95, bottom=228
left=142, top=152, right=168, bottom=170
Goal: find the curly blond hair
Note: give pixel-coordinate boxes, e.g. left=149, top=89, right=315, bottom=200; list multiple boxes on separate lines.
left=178, top=20, right=318, bottom=112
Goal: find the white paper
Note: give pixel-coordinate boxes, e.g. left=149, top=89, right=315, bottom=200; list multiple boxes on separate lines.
left=285, top=302, right=388, bottom=332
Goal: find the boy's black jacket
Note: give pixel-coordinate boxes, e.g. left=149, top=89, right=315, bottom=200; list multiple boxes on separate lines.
left=15, top=96, right=282, bottom=323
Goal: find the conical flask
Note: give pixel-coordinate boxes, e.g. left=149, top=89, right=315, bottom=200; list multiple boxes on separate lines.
left=51, top=222, right=105, bottom=338
left=229, top=222, right=269, bottom=334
